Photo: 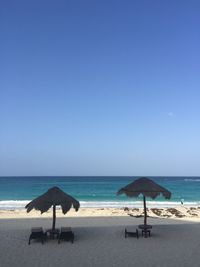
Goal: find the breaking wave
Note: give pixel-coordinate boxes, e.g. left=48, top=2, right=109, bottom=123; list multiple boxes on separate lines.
left=0, top=200, right=199, bottom=210
left=184, top=179, right=200, bottom=182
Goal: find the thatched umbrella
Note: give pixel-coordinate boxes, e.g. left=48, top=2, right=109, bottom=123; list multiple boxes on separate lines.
left=25, top=187, right=80, bottom=230
left=117, top=177, right=171, bottom=226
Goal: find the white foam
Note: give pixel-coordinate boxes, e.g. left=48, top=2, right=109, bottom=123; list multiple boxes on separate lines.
left=184, top=179, right=200, bottom=182
left=0, top=200, right=30, bottom=209
left=0, top=200, right=199, bottom=210
left=79, top=201, right=199, bottom=208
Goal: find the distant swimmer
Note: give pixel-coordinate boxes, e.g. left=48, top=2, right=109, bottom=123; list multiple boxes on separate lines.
left=181, top=199, right=184, bottom=205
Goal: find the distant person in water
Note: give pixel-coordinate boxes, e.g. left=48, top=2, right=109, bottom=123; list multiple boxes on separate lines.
left=181, top=199, right=184, bottom=205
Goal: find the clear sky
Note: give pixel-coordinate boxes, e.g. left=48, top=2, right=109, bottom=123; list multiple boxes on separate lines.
left=1, top=0, right=200, bottom=176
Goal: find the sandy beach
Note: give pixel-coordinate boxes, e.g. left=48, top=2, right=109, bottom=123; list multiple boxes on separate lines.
left=1, top=207, right=200, bottom=267
left=1, top=206, right=200, bottom=221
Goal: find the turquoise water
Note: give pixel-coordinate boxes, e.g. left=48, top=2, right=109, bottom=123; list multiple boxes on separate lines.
left=0, top=176, right=200, bottom=209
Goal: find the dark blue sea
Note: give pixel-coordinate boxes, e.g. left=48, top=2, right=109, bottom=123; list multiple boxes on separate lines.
left=0, top=176, right=200, bottom=209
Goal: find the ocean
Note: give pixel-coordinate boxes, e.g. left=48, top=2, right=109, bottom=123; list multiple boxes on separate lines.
left=0, top=176, right=200, bottom=209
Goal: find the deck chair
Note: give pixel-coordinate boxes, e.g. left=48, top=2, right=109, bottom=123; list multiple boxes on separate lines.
left=28, top=227, right=45, bottom=245
left=58, top=227, right=74, bottom=244
left=125, top=227, right=139, bottom=239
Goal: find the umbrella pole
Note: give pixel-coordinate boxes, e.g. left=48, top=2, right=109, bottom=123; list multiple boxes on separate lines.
left=52, top=205, right=56, bottom=230
left=143, top=195, right=147, bottom=226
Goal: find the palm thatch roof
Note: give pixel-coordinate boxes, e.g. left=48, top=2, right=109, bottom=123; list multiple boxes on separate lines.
left=25, top=186, right=80, bottom=214
left=117, top=177, right=171, bottom=199
left=117, top=177, right=171, bottom=227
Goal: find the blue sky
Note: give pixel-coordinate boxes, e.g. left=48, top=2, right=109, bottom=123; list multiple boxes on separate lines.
left=1, top=0, right=200, bottom=176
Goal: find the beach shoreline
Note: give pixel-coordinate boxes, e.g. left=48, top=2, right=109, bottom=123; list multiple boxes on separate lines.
left=1, top=206, right=200, bottom=222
